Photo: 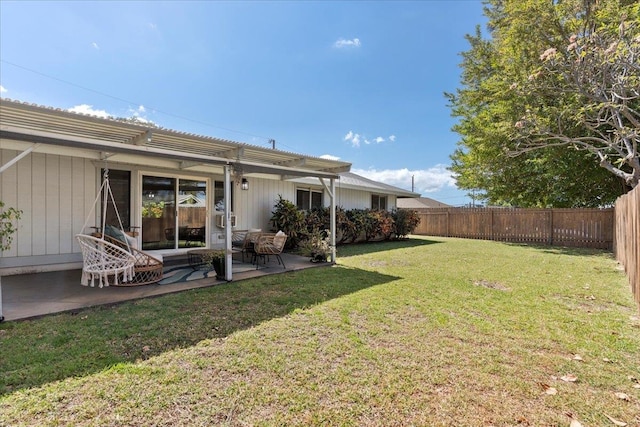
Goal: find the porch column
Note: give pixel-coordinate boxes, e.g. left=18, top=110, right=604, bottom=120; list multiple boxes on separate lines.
left=223, top=164, right=233, bottom=281
left=330, top=178, right=336, bottom=263
left=320, top=177, right=337, bottom=264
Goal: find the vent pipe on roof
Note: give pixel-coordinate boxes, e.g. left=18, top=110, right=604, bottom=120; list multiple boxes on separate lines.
left=269, top=139, right=276, bottom=149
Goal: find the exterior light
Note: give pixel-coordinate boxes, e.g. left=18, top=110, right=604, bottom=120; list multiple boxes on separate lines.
left=241, top=178, right=249, bottom=190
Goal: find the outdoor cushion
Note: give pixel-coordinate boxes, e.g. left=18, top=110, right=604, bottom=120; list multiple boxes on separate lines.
left=104, top=225, right=128, bottom=244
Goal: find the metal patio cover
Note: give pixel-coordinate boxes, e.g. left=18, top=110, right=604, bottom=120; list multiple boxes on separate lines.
left=0, top=98, right=351, bottom=179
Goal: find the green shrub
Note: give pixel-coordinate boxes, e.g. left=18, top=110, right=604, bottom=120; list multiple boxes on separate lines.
left=272, top=197, right=415, bottom=249
left=344, top=209, right=367, bottom=243
left=369, top=210, right=394, bottom=241
left=392, top=208, right=420, bottom=239
left=270, top=195, right=306, bottom=249
left=0, top=201, right=22, bottom=252
left=305, top=207, right=330, bottom=239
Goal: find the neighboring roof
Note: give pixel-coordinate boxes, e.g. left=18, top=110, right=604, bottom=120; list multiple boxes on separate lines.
left=0, top=98, right=351, bottom=179
left=397, top=197, right=451, bottom=209
left=293, top=171, right=420, bottom=198
left=177, top=194, right=206, bottom=207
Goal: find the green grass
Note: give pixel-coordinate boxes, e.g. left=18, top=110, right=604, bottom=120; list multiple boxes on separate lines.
left=1, top=237, right=639, bottom=426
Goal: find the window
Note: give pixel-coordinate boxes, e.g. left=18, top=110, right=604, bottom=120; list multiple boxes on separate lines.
left=101, top=169, right=131, bottom=229
left=296, top=188, right=323, bottom=210
left=213, top=180, right=233, bottom=212
left=371, top=194, right=387, bottom=210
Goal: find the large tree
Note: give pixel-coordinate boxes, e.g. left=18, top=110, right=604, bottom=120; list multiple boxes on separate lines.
left=448, top=0, right=639, bottom=207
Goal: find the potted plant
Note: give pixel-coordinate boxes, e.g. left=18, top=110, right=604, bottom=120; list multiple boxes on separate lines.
left=201, top=249, right=226, bottom=279
left=299, top=228, right=331, bottom=263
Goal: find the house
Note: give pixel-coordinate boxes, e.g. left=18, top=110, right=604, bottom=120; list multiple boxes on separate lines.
left=0, top=98, right=419, bottom=278
left=291, top=171, right=418, bottom=211
left=397, top=196, right=450, bottom=209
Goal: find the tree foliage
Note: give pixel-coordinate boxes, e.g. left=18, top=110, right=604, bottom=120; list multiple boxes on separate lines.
left=448, top=0, right=639, bottom=207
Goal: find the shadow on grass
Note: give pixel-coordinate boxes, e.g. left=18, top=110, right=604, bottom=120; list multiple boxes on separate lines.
left=0, top=265, right=399, bottom=396
left=500, top=241, right=614, bottom=258
left=336, top=237, right=441, bottom=258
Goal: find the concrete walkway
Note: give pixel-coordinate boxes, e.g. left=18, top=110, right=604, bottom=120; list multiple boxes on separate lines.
left=1, top=253, right=322, bottom=322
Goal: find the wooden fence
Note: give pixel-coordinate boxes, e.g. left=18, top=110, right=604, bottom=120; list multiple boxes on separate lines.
left=413, top=207, right=614, bottom=249
left=614, top=186, right=640, bottom=309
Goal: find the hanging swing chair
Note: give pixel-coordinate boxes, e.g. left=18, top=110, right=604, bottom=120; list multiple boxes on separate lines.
left=76, top=169, right=163, bottom=287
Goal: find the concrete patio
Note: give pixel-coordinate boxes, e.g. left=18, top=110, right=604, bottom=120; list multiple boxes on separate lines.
left=1, top=252, right=325, bottom=322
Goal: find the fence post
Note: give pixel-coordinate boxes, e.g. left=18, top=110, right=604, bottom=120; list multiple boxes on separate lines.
left=490, top=209, right=494, bottom=241
left=548, top=209, right=554, bottom=246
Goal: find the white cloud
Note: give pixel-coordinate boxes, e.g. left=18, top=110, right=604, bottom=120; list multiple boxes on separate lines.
left=91, top=42, right=100, bottom=50
left=0, top=85, right=7, bottom=93
left=334, top=38, right=361, bottom=48
left=148, top=22, right=157, bottom=30
left=344, top=130, right=361, bottom=147
left=128, top=105, right=154, bottom=124
left=345, top=131, right=392, bottom=147
left=352, top=164, right=457, bottom=195
left=68, top=104, right=111, bottom=118
left=389, top=135, right=396, bottom=142
left=320, top=154, right=341, bottom=161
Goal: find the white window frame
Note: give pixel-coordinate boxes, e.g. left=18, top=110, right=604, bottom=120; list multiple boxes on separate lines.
left=371, top=194, right=388, bottom=210
left=296, top=187, right=324, bottom=210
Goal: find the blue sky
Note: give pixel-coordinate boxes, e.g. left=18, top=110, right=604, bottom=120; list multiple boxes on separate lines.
left=0, top=1, right=486, bottom=206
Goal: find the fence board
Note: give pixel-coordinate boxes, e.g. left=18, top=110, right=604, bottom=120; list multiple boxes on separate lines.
left=413, top=207, right=613, bottom=249
left=614, top=186, right=640, bottom=309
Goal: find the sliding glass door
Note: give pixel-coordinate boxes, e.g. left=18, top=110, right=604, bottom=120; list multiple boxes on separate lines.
left=142, top=175, right=207, bottom=250
left=177, top=179, right=207, bottom=248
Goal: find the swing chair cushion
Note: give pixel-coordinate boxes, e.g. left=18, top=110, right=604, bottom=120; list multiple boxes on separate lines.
left=76, top=234, right=136, bottom=288
left=103, top=225, right=138, bottom=250
left=104, top=225, right=128, bottom=245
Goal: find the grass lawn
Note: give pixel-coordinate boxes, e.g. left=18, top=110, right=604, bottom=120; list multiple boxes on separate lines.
left=1, top=236, right=639, bottom=426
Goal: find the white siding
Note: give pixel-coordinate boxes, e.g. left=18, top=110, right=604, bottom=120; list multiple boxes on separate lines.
left=1, top=150, right=20, bottom=257
left=333, top=186, right=398, bottom=211
left=216, top=177, right=295, bottom=236
left=334, top=186, right=370, bottom=210
left=16, top=149, right=33, bottom=257
left=1, top=149, right=96, bottom=260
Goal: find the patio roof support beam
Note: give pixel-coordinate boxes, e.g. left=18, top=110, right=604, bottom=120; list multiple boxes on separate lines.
left=330, top=178, right=336, bottom=263
left=223, top=164, right=233, bottom=281
left=128, top=130, right=152, bottom=146
left=211, top=147, right=243, bottom=159
left=275, top=157, right=306, bottom=168
left=0, top=143, right=40, bottom=175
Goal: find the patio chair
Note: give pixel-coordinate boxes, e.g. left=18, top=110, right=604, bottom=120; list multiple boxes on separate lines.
left=238, top=230, right=262, bottom=262
left=253, top=231, right=287, bottom=269
left=76, top=234, right=136, bottom=288
left=231, top=229, right=248, bottom=252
